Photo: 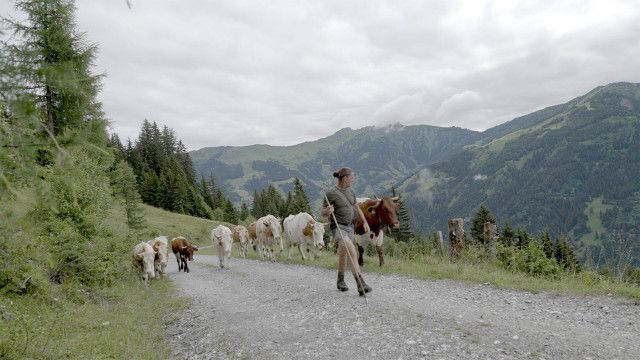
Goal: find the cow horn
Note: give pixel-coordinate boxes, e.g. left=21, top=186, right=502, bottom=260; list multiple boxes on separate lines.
left=180, top=246, right=187, bottom=250
left=390, top=196, right=399, bottom=201
left=308, top=218, right=316, bottom=225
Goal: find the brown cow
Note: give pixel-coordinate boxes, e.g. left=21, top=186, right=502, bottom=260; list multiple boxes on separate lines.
left=170, top=236, right=198, bottom=273
left=354, top=196, right=400, bottom=266
left=248, top=222, right=258, bottom=252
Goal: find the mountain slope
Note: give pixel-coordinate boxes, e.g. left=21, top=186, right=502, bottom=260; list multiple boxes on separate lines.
left=190, top=124, right=480, bottom=204
left=402, top=82, right=640, bottom=257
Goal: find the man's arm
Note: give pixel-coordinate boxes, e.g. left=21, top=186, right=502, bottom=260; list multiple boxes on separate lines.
left=354, top=203, right=370, bottom=233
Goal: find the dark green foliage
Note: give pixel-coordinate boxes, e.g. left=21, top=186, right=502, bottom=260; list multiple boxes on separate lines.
left=554, top=237, right=581, bottom=272
left=497, top=240, right=560, bottom=278
left=121, top=120, right=213, bottom=218
left=110, top=161, right=146, bottom=232
left=499, top=222, right=515, bottom=246
left=239, top=202, right=250, bottom=221
left=541, top=231, right=554, bottom=259
left=222, top=199, right=239, bottom=224
left=2, top=0, right=104, bottom=136
left=289, top=177, right=311, bottom=214
left=36, top=148, right=125, bottom=287
left=0, top=0, right=138, bottom=293
left=251, top=184, right=285, bottom=218
left=471, top=205, right=496, bottom=244
left=388, top=188, right=414, bottom=242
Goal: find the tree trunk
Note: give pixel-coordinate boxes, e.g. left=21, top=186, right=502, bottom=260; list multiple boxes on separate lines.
left=448, top=218, right=465, bottom=257
left=483, top=222, right=497, bottom=259
left=45, top=85, right=55, bottom=135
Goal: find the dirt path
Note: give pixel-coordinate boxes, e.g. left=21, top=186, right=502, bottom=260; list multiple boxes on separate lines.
left=167, top=255, right=640, bottom=359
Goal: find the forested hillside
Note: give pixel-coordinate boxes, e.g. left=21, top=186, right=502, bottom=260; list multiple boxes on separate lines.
left=191, top=83, right=640, bottom=263
left=190, top=124, right=479, bottom=207
left=402, top=82, right=640, bottom=262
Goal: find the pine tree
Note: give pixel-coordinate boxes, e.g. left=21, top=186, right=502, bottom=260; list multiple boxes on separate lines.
left=541, top=231, right=554, bottom=259
left=110, top=161, right=146, bottom=231
left=239, top=202, right=250, bottom=221
left=289, top=177, right=311, bottom=214
left=471, top=204, right=496, bottom=244
left=199, top=175, right=214, bottom=210
left=388, top=188, right=413, bottom=242
left=222, top=199, right=239, bottom=224
left=500, top=221, right=515, bottom=246
left=1, top=0, right=104, bottom=137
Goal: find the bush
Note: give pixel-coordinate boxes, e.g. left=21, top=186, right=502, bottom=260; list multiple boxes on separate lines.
left=0, top=227, right=50, bottom=296
left=35, top=148, right=127, bottom=287
left=497, top=241, right=560, bottom=278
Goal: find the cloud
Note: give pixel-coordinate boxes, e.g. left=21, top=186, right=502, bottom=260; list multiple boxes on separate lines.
left=2, top=1, right=639, bottom=150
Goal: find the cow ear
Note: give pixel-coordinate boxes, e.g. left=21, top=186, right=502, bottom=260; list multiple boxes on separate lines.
left=396, top=203, right=401, bottom=209
left=192, top=245, right=199, bottom=251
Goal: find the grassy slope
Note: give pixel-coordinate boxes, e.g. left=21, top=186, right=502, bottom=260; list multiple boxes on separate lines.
left=0, top=195, right=236, bottom=359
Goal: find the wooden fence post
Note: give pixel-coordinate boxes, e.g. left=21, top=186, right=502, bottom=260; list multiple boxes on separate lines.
left=483, top=222, right=497, bottom=259
left=448, top=218, right=464, bottom=257
left=436, top=230, right=446, bottom=256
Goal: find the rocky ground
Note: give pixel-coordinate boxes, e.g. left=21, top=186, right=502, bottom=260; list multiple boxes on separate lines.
left=167, top=255, right=640, bottom=359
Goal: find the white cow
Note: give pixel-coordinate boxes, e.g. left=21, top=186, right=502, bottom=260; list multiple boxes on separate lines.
left=232, top=225, right=250, bottom=258
left=132, top=242, right=156, bottom=286
left=147, top=235, right=169, bottom=277
left=283, top=212, right=327, bottom=260
left=256, top=214, right=283, bottom=261
left=211, top=225, right=233, bottom=269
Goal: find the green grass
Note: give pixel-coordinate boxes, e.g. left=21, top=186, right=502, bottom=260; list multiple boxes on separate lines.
left=225, top=242, right=640, bottom=299
left=0, top=278, right=187, bottom=359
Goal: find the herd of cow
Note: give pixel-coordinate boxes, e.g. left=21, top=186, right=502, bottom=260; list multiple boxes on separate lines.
left=131, top=196, right=400, bottom=286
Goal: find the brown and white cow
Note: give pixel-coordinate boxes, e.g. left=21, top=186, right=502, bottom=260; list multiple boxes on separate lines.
left=354, top=196, right=400, bottom=266
left=147, top=235, right=169, bottom=277
left=283, top=212, right=327, bottom=260
left=211, top=225, right=233, bottom=269
left=170, top=236, right=198, bottom=273
left=232, top=225, right=250, bottom=258
left=132, top=242, right=156, bottom=286
left=255, top=214, right=283, bottom=261
left=248, top=222, right=258, bottom=253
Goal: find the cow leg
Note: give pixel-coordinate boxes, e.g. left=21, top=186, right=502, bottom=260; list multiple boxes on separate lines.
left=175, top=254, right=181, bottom=271
left=298, top=244, right=306, bottom=260
left=376, top=245, right=385, bottom=267
left=357, top=244, right=364, bottom=266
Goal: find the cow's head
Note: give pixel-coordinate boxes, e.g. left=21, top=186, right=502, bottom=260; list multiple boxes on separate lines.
left=303, top=218, right=327, bottom=248
left=367, top=196, right=400, bottom=229
left=135, top=242, right=156, bottom=282
left=181, top=244, right=198, bottom=261
left=233, top=226, right=249, bottom=244
left=149, top=236, right=168, bottom=271
left=213, top=225, right=233, bottom=253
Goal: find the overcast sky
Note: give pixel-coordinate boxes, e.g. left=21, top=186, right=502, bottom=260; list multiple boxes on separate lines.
left=3, top=1, right=640, bottom=150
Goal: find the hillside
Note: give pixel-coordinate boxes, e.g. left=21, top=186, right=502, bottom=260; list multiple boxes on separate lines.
left=191, top=82, right=640, bottom=261
left=402, top=82, right=640, bottom=259
left=190, top=124, right=480, bottom=205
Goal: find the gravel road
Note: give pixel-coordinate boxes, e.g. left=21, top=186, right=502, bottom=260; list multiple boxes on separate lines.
left=167, top=255, right=640, bottom=359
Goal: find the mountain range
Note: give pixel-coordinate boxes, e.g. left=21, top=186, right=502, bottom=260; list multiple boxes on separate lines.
left=190, top=82, right=640, bottom=259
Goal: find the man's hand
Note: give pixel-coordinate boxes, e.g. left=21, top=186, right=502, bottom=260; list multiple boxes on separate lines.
left=321, top=205, right=334, bottom=217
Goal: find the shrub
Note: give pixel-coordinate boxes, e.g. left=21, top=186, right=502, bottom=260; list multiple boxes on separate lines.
left=35, top=148, right=127, bottom=287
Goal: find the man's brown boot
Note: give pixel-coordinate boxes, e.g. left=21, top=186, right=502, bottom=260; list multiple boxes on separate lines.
left=354, top=273, right=372, bottom=296
left=336, top=272, right=348, bottom=291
